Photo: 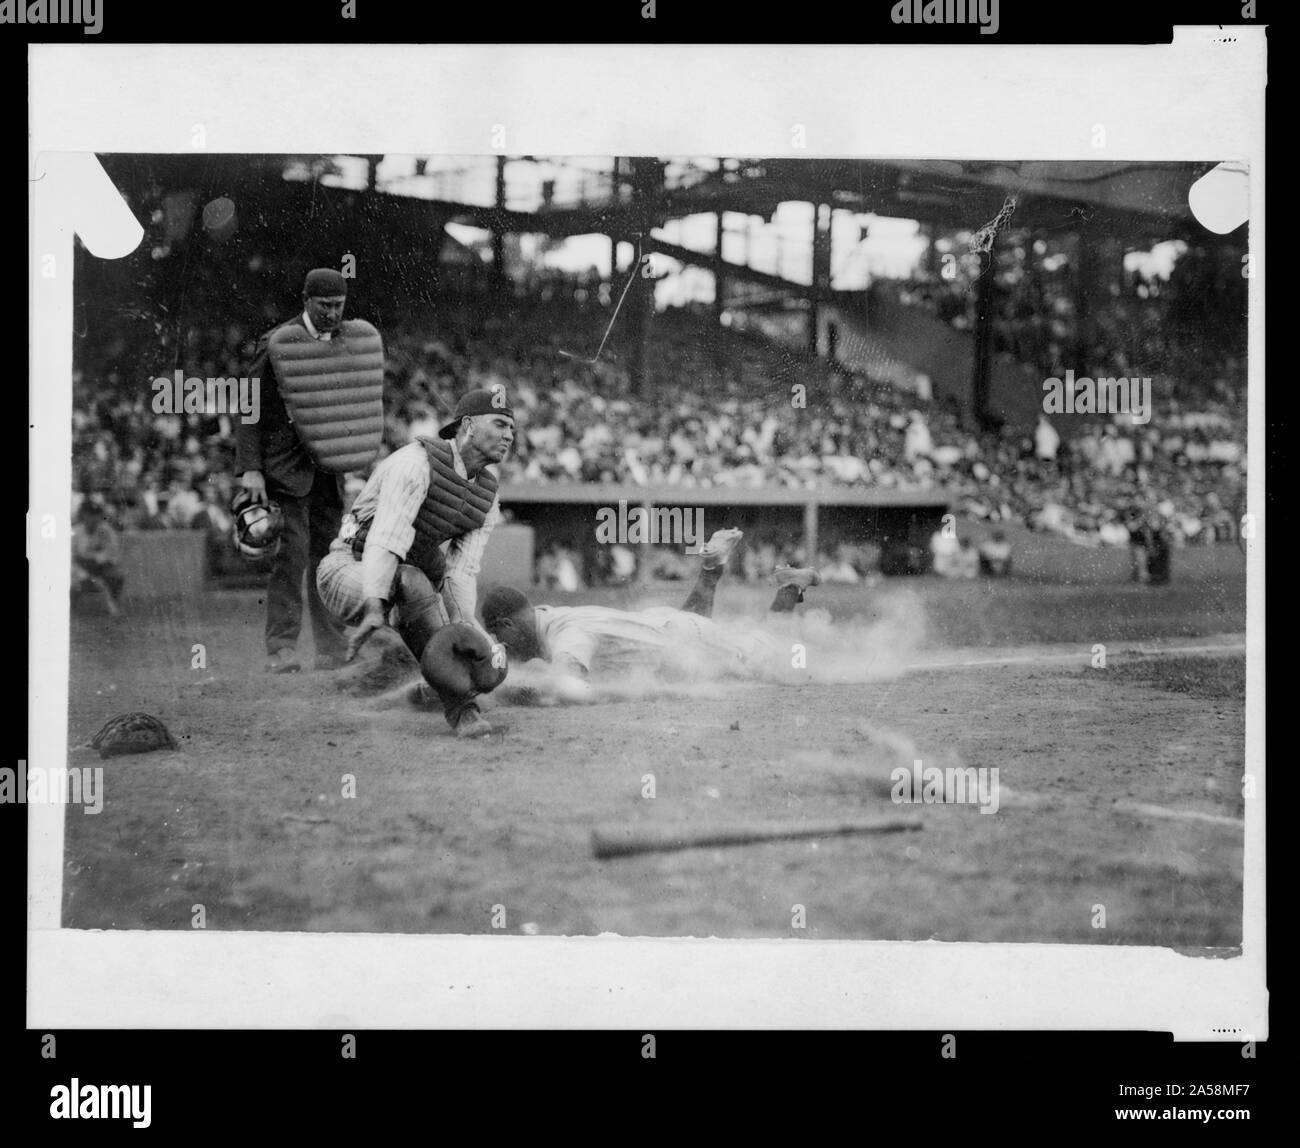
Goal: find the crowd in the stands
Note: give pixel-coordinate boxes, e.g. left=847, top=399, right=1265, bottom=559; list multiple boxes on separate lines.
left=72, top=243, right=1246, bottom=591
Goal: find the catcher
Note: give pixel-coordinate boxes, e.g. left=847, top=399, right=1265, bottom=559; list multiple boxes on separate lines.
left=315, top=388, right=515, bottom=737
left=480, top=529, right=821, bottom=704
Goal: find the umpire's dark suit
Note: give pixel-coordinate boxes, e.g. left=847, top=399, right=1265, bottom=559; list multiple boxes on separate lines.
left=235, top=314, right=348, bottom=662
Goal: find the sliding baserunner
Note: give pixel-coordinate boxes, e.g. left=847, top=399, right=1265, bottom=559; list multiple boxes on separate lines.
left=481, top=530, right=820, bottom=703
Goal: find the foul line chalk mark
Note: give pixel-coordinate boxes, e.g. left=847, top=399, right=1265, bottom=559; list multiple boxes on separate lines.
left=996, top=787, right=1243, bottom=829
left=910, top=642, right=1246, bottom=673
left=1115, top=801, right=1245, bottom=828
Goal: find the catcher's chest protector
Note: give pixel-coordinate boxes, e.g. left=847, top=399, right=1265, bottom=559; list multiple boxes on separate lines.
left=268, top=319, right=385, bottom=473
left=351, top=438, right=498, bottom=578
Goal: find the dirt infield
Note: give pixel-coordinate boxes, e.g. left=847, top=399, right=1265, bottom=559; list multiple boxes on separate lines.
left=61, top=542, right=1248, bottom=948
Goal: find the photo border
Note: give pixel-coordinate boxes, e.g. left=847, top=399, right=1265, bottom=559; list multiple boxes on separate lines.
left=28, top=32, right=1266, bottom=1036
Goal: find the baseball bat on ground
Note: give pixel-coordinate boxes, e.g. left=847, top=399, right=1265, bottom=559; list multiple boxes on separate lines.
left=591, top=813, right=924, bottom=859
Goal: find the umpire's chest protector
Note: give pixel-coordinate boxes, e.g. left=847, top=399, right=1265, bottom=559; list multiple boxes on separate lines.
left=267, top=319, right=385, bottom=473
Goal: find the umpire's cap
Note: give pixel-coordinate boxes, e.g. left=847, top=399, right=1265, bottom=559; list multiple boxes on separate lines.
left=303, top=268, right=348, bottom=297
left=438, top=387, right=516, bottom=439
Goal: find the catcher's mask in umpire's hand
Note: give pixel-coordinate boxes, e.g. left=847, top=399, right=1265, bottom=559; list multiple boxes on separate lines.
left=232, top=492, right=284, bottom=560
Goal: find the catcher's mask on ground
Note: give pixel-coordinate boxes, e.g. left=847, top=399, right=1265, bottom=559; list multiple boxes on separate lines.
left=232, top=493, right=284, bottom=560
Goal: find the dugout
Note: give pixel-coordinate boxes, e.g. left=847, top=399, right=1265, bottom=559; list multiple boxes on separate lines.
left=500, top=484, right=949, bottom=580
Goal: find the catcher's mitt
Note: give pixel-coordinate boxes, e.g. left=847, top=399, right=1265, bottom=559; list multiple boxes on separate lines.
left=89, top=712, right=178, bottom=759
left=420, top=623, right=509, bottom=699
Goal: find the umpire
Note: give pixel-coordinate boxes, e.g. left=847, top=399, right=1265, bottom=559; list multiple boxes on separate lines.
left=235, top=268, right=353, bottom=672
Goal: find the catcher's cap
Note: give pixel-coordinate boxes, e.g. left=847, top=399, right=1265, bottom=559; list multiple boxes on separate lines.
left=438, top=387, right=516, bottom=438
left=232, top=492, right=284, bottom=560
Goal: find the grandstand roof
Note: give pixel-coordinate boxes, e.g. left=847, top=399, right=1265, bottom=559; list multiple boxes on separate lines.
left=119, top=154, right=1235, bottom=250
left=438, top=158, right=1230, bottom=247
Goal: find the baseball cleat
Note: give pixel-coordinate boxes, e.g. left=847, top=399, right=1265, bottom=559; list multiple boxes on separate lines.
left=455, top=709, right=494, bottom=739
left=264, top=649, right=302, bottom=674
left=772, top=566, right=821, bottom=592
left=314, top=652, right=348, bottom=672
left=699, top=528, right=745, bottom=568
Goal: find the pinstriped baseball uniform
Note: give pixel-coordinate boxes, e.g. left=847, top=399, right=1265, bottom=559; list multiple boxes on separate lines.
left=318, top=438, right=500, bottom=631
